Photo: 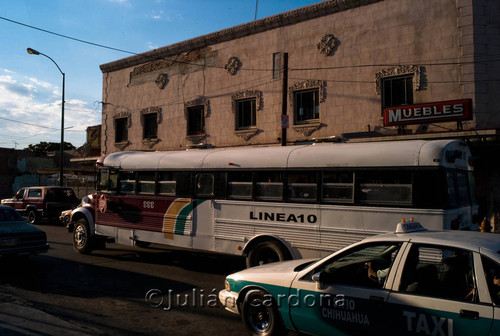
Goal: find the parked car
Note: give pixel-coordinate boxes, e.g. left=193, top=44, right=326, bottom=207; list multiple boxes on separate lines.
left=219, top=220, right=500, bottom=336
left=0, top=205, right=49, bottom=257
left=1, top=186, right=79, bottom=224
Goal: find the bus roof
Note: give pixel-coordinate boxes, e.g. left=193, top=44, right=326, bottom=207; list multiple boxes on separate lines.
left=100, top=139, right=472, bottom=171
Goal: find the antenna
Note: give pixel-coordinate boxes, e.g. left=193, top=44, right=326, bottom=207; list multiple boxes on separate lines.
left=254, top=0, right=258, bottom=20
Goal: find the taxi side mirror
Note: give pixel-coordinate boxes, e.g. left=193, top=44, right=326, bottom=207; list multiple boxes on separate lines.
left=312, top=272, right=323, bottom=290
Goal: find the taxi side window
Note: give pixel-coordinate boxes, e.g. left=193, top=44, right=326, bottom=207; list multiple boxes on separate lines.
left=481, top=256, right=500, bottom=305
left=399, top=245, right=476, bottom=301
left=313, top=242, right=402, bottom=289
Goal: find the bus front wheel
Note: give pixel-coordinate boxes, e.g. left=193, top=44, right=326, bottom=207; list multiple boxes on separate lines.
left=245, top=240, right=290, bottom=268
left=73, top=218, right=93, bottom=254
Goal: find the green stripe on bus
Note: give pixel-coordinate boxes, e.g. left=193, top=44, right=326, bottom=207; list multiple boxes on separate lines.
left=174, top=199, right=206, bottom=235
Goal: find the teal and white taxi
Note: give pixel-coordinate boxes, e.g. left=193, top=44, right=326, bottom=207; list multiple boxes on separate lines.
left=219, top=221, right=500, bottom=336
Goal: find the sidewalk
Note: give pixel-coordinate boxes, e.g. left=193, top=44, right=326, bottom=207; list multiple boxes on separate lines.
left=0, top=291, right=102, bottom=336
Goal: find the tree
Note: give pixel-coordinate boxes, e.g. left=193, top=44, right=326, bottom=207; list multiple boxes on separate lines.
left=25, top=141, right=76, bottom=157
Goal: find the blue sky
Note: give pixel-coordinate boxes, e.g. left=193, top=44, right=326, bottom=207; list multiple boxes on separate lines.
left=0, top=0, right=320, bottom=149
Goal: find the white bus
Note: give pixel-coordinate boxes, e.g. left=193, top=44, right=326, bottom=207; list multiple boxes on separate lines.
left=70, top=139, right=478, bottom=267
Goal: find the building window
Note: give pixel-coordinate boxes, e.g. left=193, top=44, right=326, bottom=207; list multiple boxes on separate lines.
left=115, top=117, right=128, bottom=143
left=187, top=106, right=205, bottom=135
left=143, top=113, right=158, bottom=139
left=294, top=89, right=319, bottom=124
left=236, top=98, right=256, bottom=129
left=382, top=75, right=413, bottom=109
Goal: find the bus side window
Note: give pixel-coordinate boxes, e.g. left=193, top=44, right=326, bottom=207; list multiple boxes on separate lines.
left=158, top=172, right=176, bottom=196
left=255, top=172, right=283, bottom=201
left=228, top=172, right=252, bottom=200
left=137, top=172, right=156, bottom=195
left=99, top=169, right=118, bottom=193
left=357, top=171, right=412, bottom=205
left=176, top=172, right=192, bottom=197
left=322, top=171, right=354, bottom=203
left=287, top=172, right=317, bottom=203
left=119, top=171, right=136, bottom=195
left=196, top=174, right=214, bottom=197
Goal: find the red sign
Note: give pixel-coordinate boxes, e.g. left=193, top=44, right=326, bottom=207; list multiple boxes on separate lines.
left=383, top=99, right=472, bottom=126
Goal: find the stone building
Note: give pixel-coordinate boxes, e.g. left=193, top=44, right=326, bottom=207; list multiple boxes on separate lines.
left=99, top=0, right=500, bottom=227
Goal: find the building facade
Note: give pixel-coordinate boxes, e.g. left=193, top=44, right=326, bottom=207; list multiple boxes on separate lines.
left=100, top=0, right=500, bottom=227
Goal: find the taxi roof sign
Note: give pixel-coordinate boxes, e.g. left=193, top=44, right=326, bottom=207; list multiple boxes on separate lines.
left=395, top=220, right=427, bottom=233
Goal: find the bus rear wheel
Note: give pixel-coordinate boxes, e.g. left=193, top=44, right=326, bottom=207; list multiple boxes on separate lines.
left=245, top=240, right=290, bottom=268
left=73, top=218, right=93, bottom=254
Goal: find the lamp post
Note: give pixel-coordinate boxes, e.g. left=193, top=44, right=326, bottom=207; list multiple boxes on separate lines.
left=27, top=48, right=65, bottom=187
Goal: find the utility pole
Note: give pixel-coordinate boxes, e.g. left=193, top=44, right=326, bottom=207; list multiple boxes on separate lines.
left=281, top=53, right=288, bottom=146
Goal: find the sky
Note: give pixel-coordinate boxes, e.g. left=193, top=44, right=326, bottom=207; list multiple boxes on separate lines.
left=0, top=0, right=320, bottom=150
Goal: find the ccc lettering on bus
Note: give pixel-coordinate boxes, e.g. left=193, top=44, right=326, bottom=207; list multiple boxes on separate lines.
left=143, top=201, right=155, bottom=209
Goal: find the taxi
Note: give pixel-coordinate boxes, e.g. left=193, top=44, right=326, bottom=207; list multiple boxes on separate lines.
left=219, top=220, right=500, bottom=336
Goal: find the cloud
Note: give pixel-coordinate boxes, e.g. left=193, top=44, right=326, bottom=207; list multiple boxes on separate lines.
left=0, top=71, right=99, bottom=148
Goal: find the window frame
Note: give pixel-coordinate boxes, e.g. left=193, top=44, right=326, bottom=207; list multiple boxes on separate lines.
left=142, top=113, right=158, bottom=140
left=381, top=75, right=414, bottom=110
left=294, top=88, right=320, bottom=125
left=114, top=117, right=128, bottom=143
left=187, top=105, right=205, bottom=136
left=236, top=98, right=257, bottom=130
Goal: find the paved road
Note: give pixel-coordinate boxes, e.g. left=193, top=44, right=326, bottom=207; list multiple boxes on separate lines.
left=0, top=223, right=249, bottom=335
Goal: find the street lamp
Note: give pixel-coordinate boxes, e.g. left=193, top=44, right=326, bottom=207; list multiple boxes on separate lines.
left=27, top=47, right=65, bottom=187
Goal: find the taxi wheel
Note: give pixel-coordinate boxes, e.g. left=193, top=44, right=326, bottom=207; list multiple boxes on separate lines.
left=246, top=240, right=290, bottom=268
left=242, top=289, right=286, bottom=336
left=73, top=218, right=94, bottom=254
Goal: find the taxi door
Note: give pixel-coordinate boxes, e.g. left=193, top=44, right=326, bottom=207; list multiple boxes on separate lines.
left=386, top=244, right=494, bottom=336
left=288, top=241, right=406, bottom=336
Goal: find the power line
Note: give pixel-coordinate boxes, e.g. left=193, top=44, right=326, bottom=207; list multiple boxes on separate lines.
left=0, top=16, right=137, bottom=55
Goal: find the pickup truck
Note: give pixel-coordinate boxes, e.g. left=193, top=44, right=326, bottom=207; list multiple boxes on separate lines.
left=1, top=186, right=79, bottom=224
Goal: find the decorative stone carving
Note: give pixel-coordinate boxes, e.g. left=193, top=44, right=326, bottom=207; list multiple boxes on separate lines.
left=231, top=90, right=263, bottom=112
left=234, top=129, right=259, bottom=141
left=155, top=74, right=169, bottom=89
left=112, top=108, right=132, bottom=127
left=142, top=138, right=160, bottom=149
left=186, top=134, right=207, bottom=143
left=288, top=80, right=327, bottom=106
left=114, top=141, right=130, bottom=151
left=317, top=34, right=337, bottom=56
left=224, top=56, right=242, bottom=75
left=140, top=106, right=162, bottom=125
left=375, top=65, right=423, bottom=95
left=293, top=124, right=322, bottom=136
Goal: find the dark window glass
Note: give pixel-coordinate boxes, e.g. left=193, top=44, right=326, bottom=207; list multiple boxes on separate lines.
left=228, top=172, right=252, bottom=200
left=382, top=76, right=413, bottom=109
left=322, top=172, right=354, bottom=203
left=236, top=99, right=256, bottom=129
left=294, top=89, right=319, bottom=124
left=138, top=172, right=156, bottom=195
left=195, top=174, right=214, bottom=197
left=399, top=245, right=475, bottom=302
left=115, top=117, right=128, bottom=143
left=255, top=172, right=283, bottom=201
left=119, top=171, right=136, bottom=194
left=287, top=172, right=317, bottom=203
left=158, top=172, right=176, bottom=196
left=316, top=242, right=402, bottom=288
left=357, top=171, right=412, bottom=205
left=143, top=113, right=158, bottom=139
left=187, top=106, right=205, bottom=135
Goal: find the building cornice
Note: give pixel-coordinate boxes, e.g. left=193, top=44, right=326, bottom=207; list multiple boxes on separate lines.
left=100, top=0, right=382, bottom=73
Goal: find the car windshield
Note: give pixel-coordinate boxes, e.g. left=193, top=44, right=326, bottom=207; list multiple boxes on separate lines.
left=45, top=188, right=77, bottom=202
left=0, top=208, right=24, bottom=222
